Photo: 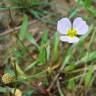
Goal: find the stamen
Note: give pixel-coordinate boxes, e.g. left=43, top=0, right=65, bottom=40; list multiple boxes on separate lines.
left=67, top=29, right=77, bottom=38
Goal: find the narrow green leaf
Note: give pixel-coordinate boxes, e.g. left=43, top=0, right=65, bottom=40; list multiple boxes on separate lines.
left=87, top=7, right=96, bottom=16
left=65, top=63, right=76, bottom=72
left=77, top=0, right=81, bottom=4
left=69, top=8, right=79, bottom=19
left=19, top=15, right=29, bottom=40
left=38, top=30, right=49, bottom=64
left=67, top=79, right=76, bottom=90
left=38, top=47, right=47, bottom=64
left=26, top=34, right=39, bottom=49
left=25, top=61, right=38, bottom=71
left=81, top=51, right=96, bottom=63
left=41, top=30, right=49, bottom=45
left=53, top=32, right=59, bottom=61
left=0, top=87, right=7, bottom=93
left=84, top=66, right=94, bottom=87
left=84, top=0, right=92, bottom=7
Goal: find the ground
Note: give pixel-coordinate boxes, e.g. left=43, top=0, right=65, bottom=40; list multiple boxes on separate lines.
left=0, top=0, right=96, bottom=96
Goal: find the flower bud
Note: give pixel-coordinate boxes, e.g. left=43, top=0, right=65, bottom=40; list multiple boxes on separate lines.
left=2, top=73, right=14, bottom=84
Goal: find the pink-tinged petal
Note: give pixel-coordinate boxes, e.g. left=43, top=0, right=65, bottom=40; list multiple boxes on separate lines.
left=57, top=18, right=71, bottom=34
left=73, top=17, right=88, bottom=35
left=60, top=36, right=79, bottom=43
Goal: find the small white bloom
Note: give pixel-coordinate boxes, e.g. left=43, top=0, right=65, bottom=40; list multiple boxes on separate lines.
left=57, top=17, right=89, bottom=43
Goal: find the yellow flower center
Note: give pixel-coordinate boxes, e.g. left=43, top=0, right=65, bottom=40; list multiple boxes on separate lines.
left=67, top=29, right=77, bottom=38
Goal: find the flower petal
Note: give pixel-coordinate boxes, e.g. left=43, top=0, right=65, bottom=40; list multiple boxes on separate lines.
left=57, top=18, right=71, bottom=34
left=60, top=36, right=79, bottom=43
left=73, top=17, right=88, bottom=35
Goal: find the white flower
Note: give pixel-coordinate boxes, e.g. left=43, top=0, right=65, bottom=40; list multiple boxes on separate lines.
left=57, top=17, right=89, bottom=43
